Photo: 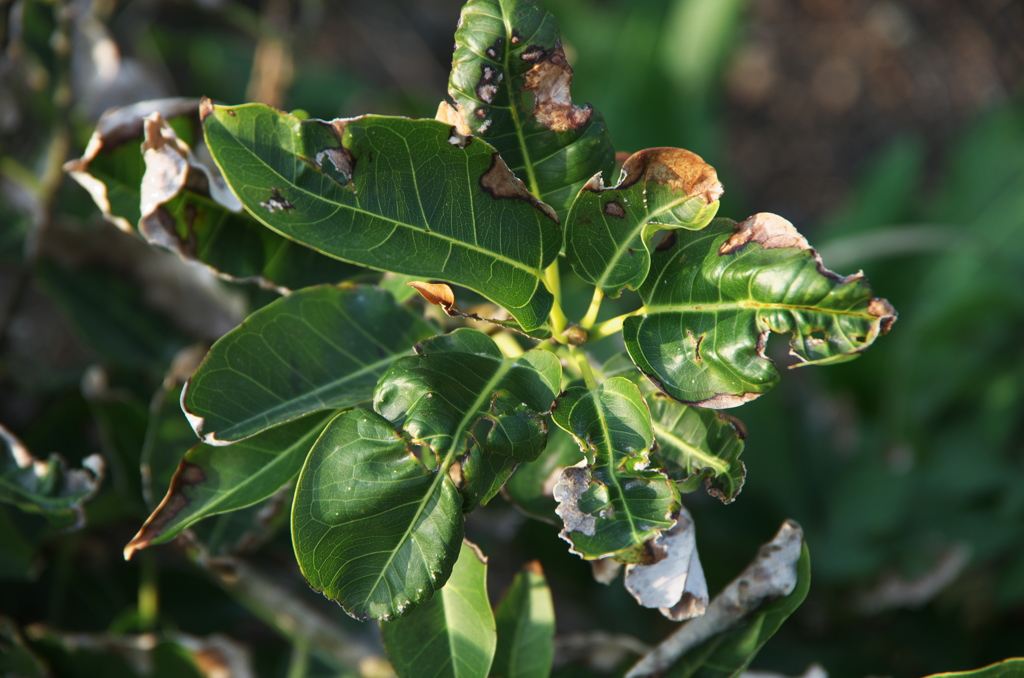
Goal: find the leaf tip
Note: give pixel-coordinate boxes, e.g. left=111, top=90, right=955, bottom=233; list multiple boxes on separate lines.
left=199, top=97, right=215, bottom=122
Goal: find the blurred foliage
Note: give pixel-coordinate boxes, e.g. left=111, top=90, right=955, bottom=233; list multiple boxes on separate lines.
left=0, top=0, right=1021, bottom=676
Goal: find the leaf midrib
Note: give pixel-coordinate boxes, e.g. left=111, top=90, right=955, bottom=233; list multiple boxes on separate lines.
left=642, top=300, right=878, bottom=318
left=651, top=422, right=728, bottom=475
left=361, top=358, right=514, bottom=611
left=213, top=108, right=545, bottom=279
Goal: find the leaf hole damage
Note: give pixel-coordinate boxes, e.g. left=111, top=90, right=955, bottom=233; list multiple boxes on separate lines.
left=604, top=200, right=626, bottom=218
left=521, top=42, right=592, bottom=132
left=259, top=188, right=295, bottom=213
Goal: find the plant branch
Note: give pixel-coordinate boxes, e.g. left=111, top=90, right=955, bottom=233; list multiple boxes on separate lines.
left=589, top=308, right=645, bottom=342
left=579, top=287, right=604, bottom=329
left=570, top=346, right=597, bottom=390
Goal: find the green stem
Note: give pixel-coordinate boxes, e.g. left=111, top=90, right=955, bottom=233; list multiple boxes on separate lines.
left=571, top=346, right=598, bottom=390
left=545, top=261, right=568, bottom=341
left=286, top=634, right=311, bottom=678
left=138, top=551, right=159, bottom=632
left=589, top=308, right=645, bottom=342
left=580, top=287, right=604, bottom=329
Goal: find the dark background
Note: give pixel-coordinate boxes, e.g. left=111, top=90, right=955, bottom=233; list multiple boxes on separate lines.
left=2, top=0, right=1023, bottom=676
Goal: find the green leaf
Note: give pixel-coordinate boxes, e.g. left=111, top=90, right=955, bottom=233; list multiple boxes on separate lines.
left=647, top=393, right=746, bottom=503
left=446, top=0, right=616, bottom=218
left=503, top=425, right=582, bottom=524
left=375, top=328, right=561, bottom=464
left=183, top=284, right=435, bottom=444
left=550, top=378, right=679, bottom=562
left=124, top=411, right=334, bottom=559
left=923, top=659, right=1024, bottom=678
left=493, top=562, right=555, bottom=678
left=380, top=540, right=497, bottom=678
left=0, top=424, right=104, bottom=530
left=64, top=99, right=356, bottom=292
left=564, top=148, right=722, bottom=298
left=623, top=214, right=897, bottom=408
left=201, top=101, right=561, bottom=330
left=291, top=409, right=464, bottom=621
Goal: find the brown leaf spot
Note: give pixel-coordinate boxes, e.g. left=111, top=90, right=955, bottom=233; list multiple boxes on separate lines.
left=618, top=148, right=723, bottom=203
left=407, top=281, right=459, bottom=316
left=604, top=200, right=626, bottom=218
left=868, top=297, right=898, bottom=334
left=485, top=37, right=502, bottom=59
left=123, top=461, right=206, bottom=560
left=479, top=152, right=558, bottom=222
left=655, top=231, right=678, bottom=251
left=716, top=411, right=748, bottom=439
left=692, top=392, right=763, bottom=409
left=522, top=42, right=592, bottom=132
left=719, top=213, right=808, bottom=255
left=474, top=106, right=489, bottom=120
left=436, top=100, right=472, bottom=136
left=510, top=30, right=522, bottom=45
left=259, top=188, right=295, bottom=213
left=199, top=97, right=215, bottom=121
left=226, top=109, right=236, bottom=117
left=476, top=64, right=500, bottom=104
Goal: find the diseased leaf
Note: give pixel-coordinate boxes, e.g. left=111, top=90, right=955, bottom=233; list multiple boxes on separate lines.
left=623, top=214, right=897, bottom=408
left=374, top=329, right=561, bottom=463
left=0, top=424, right=105, bottom=530
left=598, top=352, right=747, bottom=503
left=124, top=411, right=334, bottom=559
left=550, top=378, right=679, bottom=562
left=626, top=521, right=808, bottom=678
left=380, top=541, right=497, bottom=678
left=292, top=409, right=464, bottom=621
left=493, top=561, right=555, bottom=678
left=623, top=508, right=708, bottom=621
left=565, top=148, right=722, bottom=298
left=64, top=98, right=355, bottom=292
left=183, top=284, right=435, bottom=444
left=446, top=0, right=616, bottom=219
left=502, top=425, right=582, bottom=524
left=647, top=393, right=746, bottom=503
left=201, top=101, right=561, bottom=330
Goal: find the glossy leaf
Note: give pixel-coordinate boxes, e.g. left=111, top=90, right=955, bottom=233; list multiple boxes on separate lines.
left=493, top=562, right=555, bottom=678
left=446, top=0, right=615, bottom=218
left=183, top=284, right=435, bottom=444
left=124, top=411, right=334, bottom=559
left=623, top=214, right=897, bottom=408
left=64, top=98, right=355, bottom=292
left=201, top=101, right=560, bottom=330
left=374, top=329, right=561, bottom=463
left=565, top=148, right=722, bottom=298
left=503, top=425, right=582, bottom=524
left=550, top=378, right=679, bottom=562
left=0, top=425, right=104, bottom=530
left=292, top=409, right=464, bottom=621
left=647, top=393, right=746, bottom=503
left=380, top=541, right=497, bottom=678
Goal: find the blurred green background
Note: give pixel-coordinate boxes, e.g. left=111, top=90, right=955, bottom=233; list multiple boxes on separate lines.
left=1, top=0, right=1022, bottom=676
